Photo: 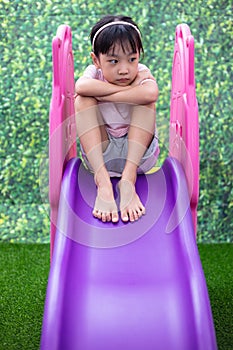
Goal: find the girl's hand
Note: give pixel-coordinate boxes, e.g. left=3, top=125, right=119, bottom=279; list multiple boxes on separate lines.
left=131, top=69, right=155, bottom=86
left=96, top=95, right=108, bottom=102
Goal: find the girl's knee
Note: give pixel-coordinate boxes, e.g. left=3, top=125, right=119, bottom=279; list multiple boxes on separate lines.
left=145, top=102, right=156, bottom=111
left=75, top=96, right=97, bottom=112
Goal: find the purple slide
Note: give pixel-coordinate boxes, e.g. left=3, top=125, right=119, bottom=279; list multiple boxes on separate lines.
left=40, top=25, right=217, bottom=349
left=41, top=157, right=216, bottom=350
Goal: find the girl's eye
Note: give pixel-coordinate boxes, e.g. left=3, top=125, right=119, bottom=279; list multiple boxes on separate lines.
left=108, top=59, right=118, bottom=64
left=129, top=57, right=137, bottom=62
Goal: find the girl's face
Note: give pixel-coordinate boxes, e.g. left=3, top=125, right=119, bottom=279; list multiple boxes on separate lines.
left=91, top=41, right=140, bottom=86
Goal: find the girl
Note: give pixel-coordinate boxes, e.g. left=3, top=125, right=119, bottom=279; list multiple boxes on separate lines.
left=75, top=15, right=159, bottom=223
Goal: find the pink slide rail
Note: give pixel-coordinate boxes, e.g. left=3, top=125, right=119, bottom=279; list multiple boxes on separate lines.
left=169, top=24, right=199, bottom=234
left=49, top=25, right=76, bottom=256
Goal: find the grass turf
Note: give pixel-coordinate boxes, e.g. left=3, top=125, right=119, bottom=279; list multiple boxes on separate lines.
left=0, top=243, right=232, bottom=350
left=0, top=244, right=50, bottom=350
left=198, top=244, right=233, bottom=350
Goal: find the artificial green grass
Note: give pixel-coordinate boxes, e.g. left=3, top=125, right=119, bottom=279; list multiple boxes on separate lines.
left=0, top=244, right=50, bottom=350
left=0, top=243, right=232, bottom=350
left=198, top=244, right=233, bottom=350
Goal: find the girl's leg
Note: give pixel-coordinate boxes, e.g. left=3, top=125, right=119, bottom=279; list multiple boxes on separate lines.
left=119, top=103, right=156, bottom=222
left=75, top=96, right=119, bottom=223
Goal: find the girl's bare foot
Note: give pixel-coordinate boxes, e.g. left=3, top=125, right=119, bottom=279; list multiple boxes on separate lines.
left=118, top=179, right=146, bottom=222
left=93, top=171, right=119, bottom=223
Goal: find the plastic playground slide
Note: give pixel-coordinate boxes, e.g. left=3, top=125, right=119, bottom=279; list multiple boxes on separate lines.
left=40, top=24, right=217, bottom=350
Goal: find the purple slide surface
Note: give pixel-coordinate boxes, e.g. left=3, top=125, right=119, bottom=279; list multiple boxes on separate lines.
left=41, top=157, right=217, bottom=350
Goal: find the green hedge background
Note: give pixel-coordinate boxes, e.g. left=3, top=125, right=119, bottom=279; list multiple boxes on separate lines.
left=0, top=0, right=232, bottom=243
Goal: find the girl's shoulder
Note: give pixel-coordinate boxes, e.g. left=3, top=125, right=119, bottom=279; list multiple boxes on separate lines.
left=82, top=65, right=104, bottom=81
left=138, top=63, right=150, bottom=72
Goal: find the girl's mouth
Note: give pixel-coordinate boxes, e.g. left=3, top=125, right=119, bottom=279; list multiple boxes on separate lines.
left=117, top=78, right=130, bottom=83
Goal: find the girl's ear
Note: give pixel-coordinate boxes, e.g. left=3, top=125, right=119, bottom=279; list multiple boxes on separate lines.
left=91, top=52, right=100, bottom=69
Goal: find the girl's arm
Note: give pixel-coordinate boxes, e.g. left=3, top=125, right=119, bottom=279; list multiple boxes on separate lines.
left=76, top=67, right=158, bottom=104
left=75, top=77, right=131, bottom=97
left=97, top=80, right=159, bottom=105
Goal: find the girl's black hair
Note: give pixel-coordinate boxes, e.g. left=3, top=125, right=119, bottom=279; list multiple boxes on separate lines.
left=90, top=15, right=144, bottom=57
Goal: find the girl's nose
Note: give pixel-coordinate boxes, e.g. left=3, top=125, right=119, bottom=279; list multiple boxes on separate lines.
left=118, top=65, right=129, bottom=75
